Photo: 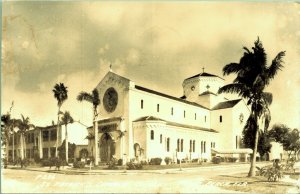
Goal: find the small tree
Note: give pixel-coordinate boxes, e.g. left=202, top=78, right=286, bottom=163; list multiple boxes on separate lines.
left=242, top=128, right=272, bottom=161
left=269, top=125, right=300, bottom=160
left=58, top=140, right=76, bottom=162
left=61, top=111, right=74, bottom=163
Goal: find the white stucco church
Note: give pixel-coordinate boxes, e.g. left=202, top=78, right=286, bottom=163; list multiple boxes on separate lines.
left=89, top=70, right=253, bottom=165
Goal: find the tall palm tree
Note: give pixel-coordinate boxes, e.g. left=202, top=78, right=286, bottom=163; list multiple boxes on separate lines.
left=77, top=88, right=100, bottom=121
left=16, top=115, right=34, bottom=160
left=52, top=83, right=68, bottom=157
left=218, top=38, right=285, bottom=177
left=77, top=88, right=100, bottom=163
left=61, top=111, right=74, bottom=163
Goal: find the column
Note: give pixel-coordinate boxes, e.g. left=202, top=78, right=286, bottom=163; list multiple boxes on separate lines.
left=94, top=120, right=99, bottom=165
left=39, top=129, right=43, bottom=159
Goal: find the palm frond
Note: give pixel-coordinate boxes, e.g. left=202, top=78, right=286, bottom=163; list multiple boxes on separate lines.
left=77, top=92, right=93, bottom=103
left=223, top=63, right=242, bottom=76
left=61, top=111, right=74, bottom=125
left=218, top=83, right=251, bottom=98
left=52, top=83, right=68, bottom=106
left=266, top=51, right=285, bottom=84
left=262, top=92, right=273, bottom=106
left=92, top=88, right=100, bottom=107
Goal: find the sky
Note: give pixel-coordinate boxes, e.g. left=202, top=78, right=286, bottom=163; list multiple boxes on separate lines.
left=1, top=1, right=299, bottom=129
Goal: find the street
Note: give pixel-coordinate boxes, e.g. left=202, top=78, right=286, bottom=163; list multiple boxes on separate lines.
left=1, top=164, right=258, bottom=193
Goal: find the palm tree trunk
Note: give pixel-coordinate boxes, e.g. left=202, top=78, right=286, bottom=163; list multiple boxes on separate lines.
left=65, top=125, right=68, bottom=163
left=55, top=107, right=60, bottom=158
left=24, top=135, right=26, bottom=159
left=248, top=118, right=259, bottom=177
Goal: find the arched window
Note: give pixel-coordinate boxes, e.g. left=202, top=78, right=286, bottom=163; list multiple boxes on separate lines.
left=171, top=107, right=174, bottom=115
left=177, top=139, right=180, bottom=152
left=220, top=115, right=223, bottom=123
left=201, top=141, right=203, bottom=153
left=184, top=110, right=186, bottom=118
left=204, top=141, right=206, bottom=153
left=167, top=138, right=170, bottom=152
left=150, top=130, right=154, bottom=140
left=190, top=140, right=192, bottom=152
left=134, top=143, right=141, bottom=157
left=160, top=134, right=162, bottom=144
left=193, top=140, right=195, bottom=152
left=157, top=104, right=160, bottom=112
left=141, top=100, right=144, bottom=109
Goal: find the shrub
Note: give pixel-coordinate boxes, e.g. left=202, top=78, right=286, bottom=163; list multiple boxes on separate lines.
left=140, top=160, right=148, bottom=165
left=150, top=158, right=162, bottom=165
left=164, top=157, right=172, bottom=165
left=212, top=156, right=222, bottom=164
left=256, top=166, right=283, bottom=182
left=73, top=161, right=85, bottom=168
left=191, top=159, right=199, bottom=163
left=41, top=158, right=64, bottom=170
left=127, top=161, right=143, bottom=170
left=107, top=157, right=118, bottom=169
left=227, top=157, right=238, bottom=163
left=117, top=159, right=123, bottom=166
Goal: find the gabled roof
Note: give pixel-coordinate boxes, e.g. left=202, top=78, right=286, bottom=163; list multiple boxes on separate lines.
left=134, top=116, right=218, bottom=133
left=212, top=99, right=241, bottom=110
left=135, top=85, right=209, bottom=110
left=185, top=72, right=224, bottom=81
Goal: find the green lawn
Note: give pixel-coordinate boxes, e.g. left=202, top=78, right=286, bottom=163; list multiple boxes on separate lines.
left=207, top=172, right=299, bottom=194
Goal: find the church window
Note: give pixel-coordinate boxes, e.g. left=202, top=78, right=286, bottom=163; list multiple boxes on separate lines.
left=205, top=116, right=207, bottom=123
left=167, top=138, right=170, bottom=152
left=181, top=139, right=184, bottom=152
left=160, top=134, right=162, bottom=143
left=177, top=139, right=180, bottom=152
left=195, top=113, right=197, bottom=120
left=193, top=140, right=195, bottom=152
left=150, top=130, right=154, bottom=140
left=201, top=141, right=203, bottom=153
left=220, top=115, right=223, bottom=123
left=171, top=107, right=174, bottom=115
left=141, top=100, right=143, bottom=109
left=204, top=141, right=206, bottom=153
left=184, top=110, right=186, bottom=118
left=157, top=104, right=160, bottom=112
left=190, top=140, right=192, bottom=152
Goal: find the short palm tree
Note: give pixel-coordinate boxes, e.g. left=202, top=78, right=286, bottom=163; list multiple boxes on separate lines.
left=1, top=113, right=12, bottom=162
left=61, top=111, right=74, bottom=163
left=52, top=83, right=68, bottom=157
left=16, top=114, right=34, bottom=160
left=218, top=38, right=285, bottom=177
left=77, top=88, right=100, bottom=162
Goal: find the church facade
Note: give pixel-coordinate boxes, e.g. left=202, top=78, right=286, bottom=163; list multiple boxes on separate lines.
left=90, top=71, right=252, bottom=165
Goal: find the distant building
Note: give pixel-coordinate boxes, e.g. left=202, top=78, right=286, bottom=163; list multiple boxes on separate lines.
left=6, top=121, right=88, bottom=161
left=89, top=71, right=252, bottom=165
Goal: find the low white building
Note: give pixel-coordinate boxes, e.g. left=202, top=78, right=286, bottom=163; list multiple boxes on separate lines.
left=6, top=121, right=89, bottom=161
left=90, top=70, right=252, bottom=165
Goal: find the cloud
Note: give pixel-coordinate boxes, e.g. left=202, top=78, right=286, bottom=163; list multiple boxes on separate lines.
left=2, top=1, right=299, bottom=128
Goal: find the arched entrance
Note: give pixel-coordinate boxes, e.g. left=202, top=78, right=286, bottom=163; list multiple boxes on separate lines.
left=100, top=133, right=116, bottom=162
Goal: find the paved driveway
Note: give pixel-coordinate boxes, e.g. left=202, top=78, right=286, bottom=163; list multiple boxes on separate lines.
left=1, top=163, right=262, bottom=193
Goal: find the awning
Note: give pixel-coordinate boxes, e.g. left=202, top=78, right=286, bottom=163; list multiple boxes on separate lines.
left=211, top=148, right=253, bottom=154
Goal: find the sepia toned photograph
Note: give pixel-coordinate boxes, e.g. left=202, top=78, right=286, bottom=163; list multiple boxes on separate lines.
left=1, top=1, right=300, bottom=193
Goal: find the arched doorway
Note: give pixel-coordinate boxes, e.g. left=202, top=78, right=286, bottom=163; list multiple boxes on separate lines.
left=100, top=133, right=115, bottom=162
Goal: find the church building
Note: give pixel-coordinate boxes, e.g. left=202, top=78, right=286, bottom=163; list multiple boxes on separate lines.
left=90, top=70, right=252, bottom=165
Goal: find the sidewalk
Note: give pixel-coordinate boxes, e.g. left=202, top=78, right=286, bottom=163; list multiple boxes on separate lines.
left=6, top=161, right=270, bottom=175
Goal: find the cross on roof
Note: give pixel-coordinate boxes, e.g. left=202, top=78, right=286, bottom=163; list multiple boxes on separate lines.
left=109, top=64, right=113, bottom=72
left=202, top=67, right=205, bottom=73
